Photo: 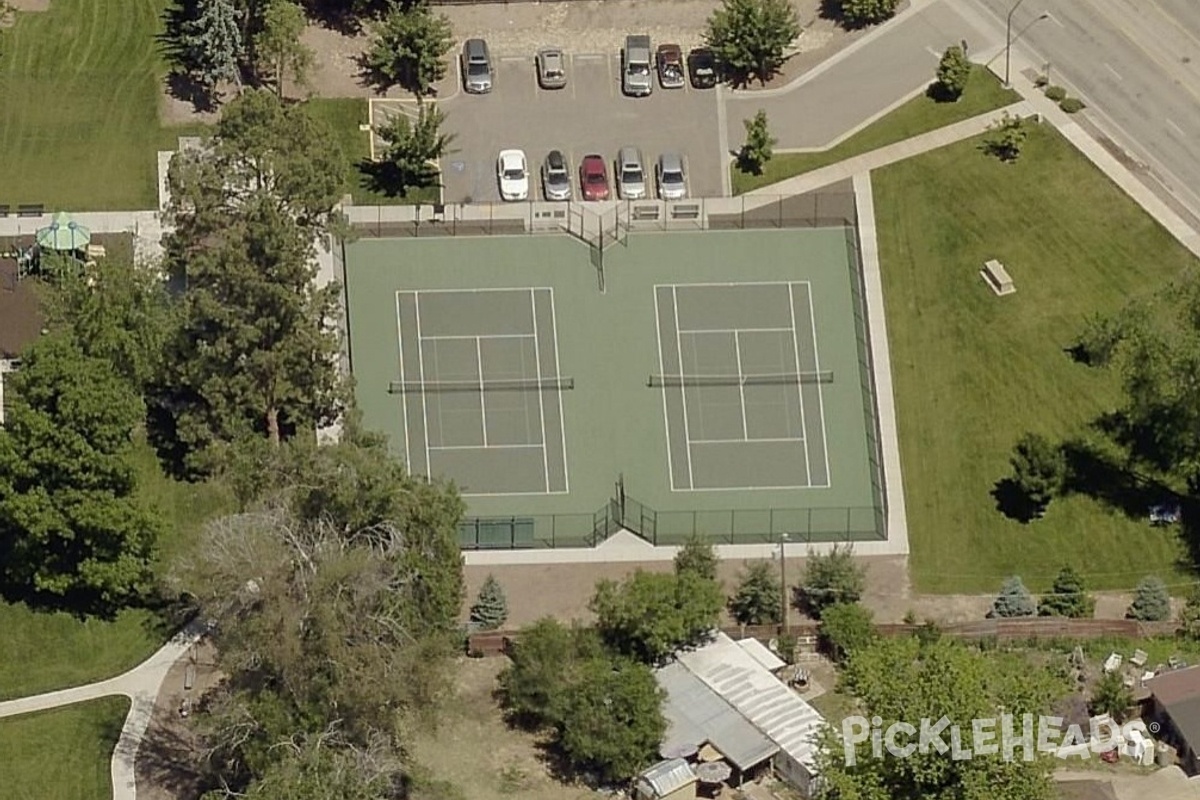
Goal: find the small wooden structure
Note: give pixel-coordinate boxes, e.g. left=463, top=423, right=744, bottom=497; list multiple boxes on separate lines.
left=981, top=259, right=1016, bottom=296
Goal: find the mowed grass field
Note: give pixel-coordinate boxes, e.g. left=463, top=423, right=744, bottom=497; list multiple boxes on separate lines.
left=0, top=697, right=128, bottom=800
left=875, top=124, right=1197, bottom=594
left=733, top=67, right=1019, bottom=194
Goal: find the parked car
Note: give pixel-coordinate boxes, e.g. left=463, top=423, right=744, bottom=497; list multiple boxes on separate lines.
left=657, top=44, right=686, bottom=89
left=536, top=47, right=568, bottom=89
left=687, top=47, right=718, bottom=89
left=497, top=149, right=529, bottom=201
left=462, top=38, right=493, bottom=93
left=616, top=147, right=647, bottom=200
left=656, top=152, right=687, bottom=200
left=622, top=34, right=653, bottom=96
left=580, top=154, right=610, bottom=201
left=541, top=150, right=572, bottom=201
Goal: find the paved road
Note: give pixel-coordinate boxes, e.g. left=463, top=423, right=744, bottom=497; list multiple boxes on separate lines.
left=967, top=0, right=1200, bottom=220
left=725, top=0, right=1002, bottom=151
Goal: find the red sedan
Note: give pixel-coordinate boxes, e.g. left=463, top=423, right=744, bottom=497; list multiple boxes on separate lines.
left=580, top=154, right=610, bottom=201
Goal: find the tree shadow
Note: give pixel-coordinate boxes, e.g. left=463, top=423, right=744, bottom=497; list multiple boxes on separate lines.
left=817, top=0, right=877, bottom=29
left=925, top=81, right=961, bottom=104
left=1059, top=436, right=1175, bottom=519
left=357, top=158, right=441, bottom=199
left=352, top=51, right=444, bottom=98
left=133, top=696, right=219, bottom=799
left=991, top=477, right=1044, bottom=523
left=300, top=0, right=420, bottom=35
left=165, top=71, right=222, bottom=115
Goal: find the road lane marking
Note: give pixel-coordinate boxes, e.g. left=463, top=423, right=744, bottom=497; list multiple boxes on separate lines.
left=1167, top=118, right=1186, bottom=137
left=1044, top=11, right=1064, bottom=28
left=1104, top=62, right=1123, bottom=80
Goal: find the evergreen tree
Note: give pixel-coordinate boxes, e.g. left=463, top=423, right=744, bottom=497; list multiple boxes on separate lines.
left=737, top=109, right=776, bottom=175
left=934, top=44, right=970, bottom=101
left=1128, top=575, right=1170, bottom=621
left=993, top=576, right=1036, bottom=617
left=728, top=561, right=782, bottom=626
left=1008, top=432, right=1065, bottom=515
left=371, top=102, right=455, bottom=194
left=179, top=0, right=244, bottom=95
left=470, top=574, right=508, bottom=631
left=1038, top=565, right=1094, bottom=618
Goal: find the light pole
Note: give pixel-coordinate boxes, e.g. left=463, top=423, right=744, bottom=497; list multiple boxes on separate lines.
left=779, top=533, right=790, bottom=632
left=1004, top=0, right=1029, bottom=88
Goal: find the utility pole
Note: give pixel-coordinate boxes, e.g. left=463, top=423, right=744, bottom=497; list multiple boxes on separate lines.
left=780, top=533, right=790, bottom=632
left=1004, top=0, right=1029, bottom=87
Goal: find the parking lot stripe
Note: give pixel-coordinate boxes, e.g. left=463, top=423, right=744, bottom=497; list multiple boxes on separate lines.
left=607, top=54, right=615, bottom=97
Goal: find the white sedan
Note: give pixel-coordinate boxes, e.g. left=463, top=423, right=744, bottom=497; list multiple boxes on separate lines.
left=497, top=149, right=529, bottom=201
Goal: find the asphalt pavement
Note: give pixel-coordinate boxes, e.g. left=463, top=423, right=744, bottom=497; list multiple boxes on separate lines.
left=965, top=0, right=1200, bottom=221
left=724, top=1, right=1001, bottom=151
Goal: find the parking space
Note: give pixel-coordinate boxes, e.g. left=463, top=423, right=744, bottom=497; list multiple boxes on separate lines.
left=435, top=52, right=723, bottom=204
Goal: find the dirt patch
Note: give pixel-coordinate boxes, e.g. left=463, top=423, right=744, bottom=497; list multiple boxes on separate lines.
left=465, top=554, right=912, bottom=627
left=409, top=657, right=595, bottom=800
left=8, top=0, right=49, bottom=13
left=134, top=641, right=223, bottom=800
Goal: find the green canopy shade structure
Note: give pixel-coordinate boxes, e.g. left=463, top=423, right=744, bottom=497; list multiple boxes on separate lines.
left=36, top=212, right=91, bottom=252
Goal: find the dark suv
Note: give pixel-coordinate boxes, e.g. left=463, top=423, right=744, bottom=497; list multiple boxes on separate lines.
left=687, top=47, right=718, bottom=89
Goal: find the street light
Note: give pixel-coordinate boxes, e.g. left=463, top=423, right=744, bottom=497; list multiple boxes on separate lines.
left=1004, top=0, right=1030, bottom=88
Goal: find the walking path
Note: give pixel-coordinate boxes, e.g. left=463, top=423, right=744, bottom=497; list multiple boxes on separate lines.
left=0, top=619, right=208, bottom=800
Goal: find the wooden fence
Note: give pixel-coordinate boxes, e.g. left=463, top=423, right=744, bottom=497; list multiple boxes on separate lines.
left=466, top=618, right=1180, bottom=658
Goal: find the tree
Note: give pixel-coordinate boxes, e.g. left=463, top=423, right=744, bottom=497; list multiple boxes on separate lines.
left=498, top=618, right=605, bottom=727
left=1128, top=575, right=1170, bottom=621
left=370, top=102, right=454, bottom=195
left=556, top=657, right=666, bottom=784
left=177, top=0, right=244, bottom=99
left=1180, top=583, right=1200, bottom=639
left=254, top=0, right=313, bottom=98
left=797, top=544, right=865, bottom=618
left=819, top=602, right=875, bottom=663
left=705, top=0, right=799, bottom=87
left=0, top=335, right=160, bottom=612
left=934, top=44, right=970, bottom=101
left=1008, top=432, right=1065, bottom=515
left=365, top=1, right=453, bottom=96
left=983, top=111, right=1029, bottom=162
left=728, top=561, right=781, bottom=626
left=1090, top=670, right=1134, bottom=721
left=156, top=90, right=346, bottom=475
left=1037, top=565, right=1094, bottom=618
left=835, top=0, right=901, bottom=28
left=673, top=535, right=718, bottom=581
left=993, top=575, right=1036, bottom=617
left=590, top=570, right=723, bottom=663
left=821, top=636, right=1063, bottom=800
left=470, top=574, right=508, bottom=631
left=737, top=109, right=775, bottom=175
left=232, top=734, right=410, bottom=800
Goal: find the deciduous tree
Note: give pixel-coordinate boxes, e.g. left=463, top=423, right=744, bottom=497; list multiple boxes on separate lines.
left=993, top=575, right=1036, bottom=617
left=255, top=0, right=313, bottom=98
left=590, top=570, right=723, bottom=663
left=370, top=102, right=454, bottom=195
left=1038, top=565, right=1094, bottom=618
left=934, top=44, right=970, bottom=101
left=0, top=335, right=161, bottom=612
left=705, top=0, right=799, bottom=87
left=1180, top=583, right=1200, bottom=639
left=1090, top=670, right=1134, bottom=721
left=737, top=109, right=776, bottom=175
left=798, top=544, right=865, bottom=617
left=983, top=111, right=1029, bottom=162
left=834, top=0, right=901, bottom=28
left=819, top=602, right=875, bottom=663
left=498, top=618, right=605, bottom=728
left=365, top=1, right=453, bottom=96
left=673, top=535, right=718, bottom=581
left=728, top=561, right=781, bottom=626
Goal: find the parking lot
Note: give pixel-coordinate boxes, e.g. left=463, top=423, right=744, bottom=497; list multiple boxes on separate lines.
left=391, top=51, right=725, bottom=204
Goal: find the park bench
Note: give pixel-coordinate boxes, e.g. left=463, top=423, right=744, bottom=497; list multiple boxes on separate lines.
left=981, top=258, right=1015, bottom=296
left=16, top=204, right=43, bottom=218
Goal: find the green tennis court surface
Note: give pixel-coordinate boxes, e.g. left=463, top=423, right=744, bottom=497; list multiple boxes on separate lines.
left=343, top=227, right=885, bottom=547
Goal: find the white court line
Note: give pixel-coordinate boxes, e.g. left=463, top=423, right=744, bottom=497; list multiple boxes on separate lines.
left=421, top=333, right=535, bottom=341
left=653, top=289, right=678, bottom=490
left=414, top=293, right=433, bottom=475
left=669, top=480, right=814, bottom=493
left=529, top=288, right=551, bottom=493
left=690, top=437, right=805, bottom=444
left=733, top=331, right=750, bottom=440
left=805, top=284, right=832, bottom=483
left=672, top=286, right=696, bottom=490
left=394, top=292, right=411, bottom=470
left=677, top=326, right=794, bottom=334
left=413, top=286, right=555, bottom=294
left=659, top=279, right=813, bottom=290
left=787, top=284, right=812, bottom=486
left=548, top=288, right=570, bottom=493
left=475, top=336, right=488, bottom=447
left=462, top=487, right=572, bottom=498
left=430, top=444, right=543, bottom=451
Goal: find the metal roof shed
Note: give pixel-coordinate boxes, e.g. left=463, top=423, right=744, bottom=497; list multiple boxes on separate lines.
left=635, top=758, right=698, bottom=800
left=736, top=636, right=786, bottom=672
left=657, top=662, right=779, bottom=772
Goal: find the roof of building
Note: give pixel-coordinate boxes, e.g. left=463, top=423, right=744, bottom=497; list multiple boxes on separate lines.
left=676, top=632, right=826, bottom=770
left=635, top=758, right=697, bottom=798
left=657, top=661, right=778, bottom=771
left=1149, top=666, right=1200, bottom=707
left=736, top=636, right=786, bottom=672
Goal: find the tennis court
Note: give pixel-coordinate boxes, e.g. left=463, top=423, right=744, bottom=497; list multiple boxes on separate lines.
left=342, top=223, right=885, bottom=547
left=394, top=288, right=570, bottom=496
left=655, top=282, right=830, bottom=491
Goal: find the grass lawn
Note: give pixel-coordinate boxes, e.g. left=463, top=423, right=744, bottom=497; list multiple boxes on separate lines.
left=732, top=66, right=1019, bottom=194
left=0, top=696, right=128, bottom=799
left=875, top=123, right=1198, bottom=594
left=0, top=0, right=210, bottom=211
left=306, top=98, right=441, bottom=207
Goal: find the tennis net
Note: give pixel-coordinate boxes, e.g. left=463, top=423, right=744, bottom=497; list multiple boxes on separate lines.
left=388, top=377, right=575, bottom=393
left=647, top=371, right=833, bottom=387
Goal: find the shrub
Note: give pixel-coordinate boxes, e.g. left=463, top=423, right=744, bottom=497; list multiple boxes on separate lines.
left=1043, top=85, right=1067, bottom=102
left=1059, top=97, right=1086, bottom=114
left=1033, top=74, right=1049, bottom=88
left=993, top=576, right=1036, bottom=618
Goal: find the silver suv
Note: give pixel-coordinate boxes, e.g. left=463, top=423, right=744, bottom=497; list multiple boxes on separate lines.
left=616, top=147, right=647, bottom=199
left=656, top=152, right=687, bottom=200
left=462, top=39, right=492, bottom=94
